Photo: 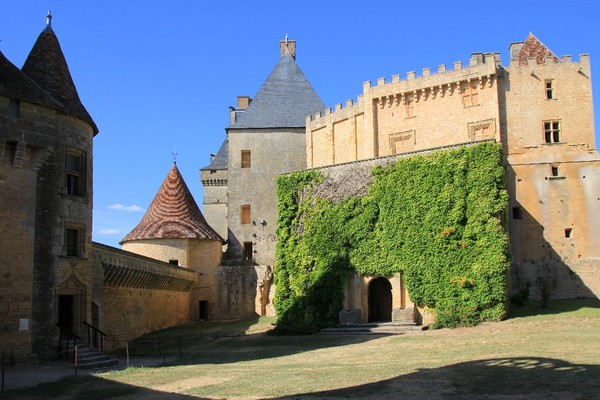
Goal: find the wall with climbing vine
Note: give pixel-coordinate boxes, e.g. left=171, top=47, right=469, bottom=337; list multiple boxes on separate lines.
left=274, top=142, right=510, bottom=333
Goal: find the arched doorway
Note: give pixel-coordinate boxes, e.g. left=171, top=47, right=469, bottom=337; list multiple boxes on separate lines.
left=368, top=277, right=392, bottom=322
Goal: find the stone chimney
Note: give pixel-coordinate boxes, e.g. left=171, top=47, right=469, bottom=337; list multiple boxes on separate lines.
left=280, top=39, right=296, bottom=59
left=237, top=96, right=252, bottom=109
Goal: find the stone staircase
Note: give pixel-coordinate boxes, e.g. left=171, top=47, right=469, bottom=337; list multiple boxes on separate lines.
left=318, top=322, right=427, bottom=335
left=61, top=342, right=119, bottom=370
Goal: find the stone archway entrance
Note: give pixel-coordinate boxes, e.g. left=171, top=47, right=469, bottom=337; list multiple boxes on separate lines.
left=368, top=277, right=392, bottom=322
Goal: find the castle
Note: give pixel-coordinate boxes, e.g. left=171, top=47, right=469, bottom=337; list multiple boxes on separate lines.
left=1, top=15, right=598, bottom=362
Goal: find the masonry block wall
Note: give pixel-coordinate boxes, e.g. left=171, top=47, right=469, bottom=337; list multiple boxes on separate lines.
left=1, top=92, right=95, bottom=360
left=307, top=54, right=501, bottom=168
left=227, top=129, right=306, bottom=266
left=201, top=169, right=228, bottom=242
left=504, top=52, right=600, bottom=298
left=94, top=243, right=197, bottom=350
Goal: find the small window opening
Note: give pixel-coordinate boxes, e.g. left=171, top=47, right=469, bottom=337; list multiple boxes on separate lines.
left=551, top=166, right=559, bottom=177
left=7, top=98, right=20, bottom=118
left=545, top=80, right=554, bottom=99
left=65, top=225, right=83, bottom=256
left=66, top=149, right=87, bottom=196
left=565, top=228, right=572, bottom=238
left=169, top=259, right=179, bottom=266
left=512, top=206, right=523, bottom=220
left=241, top=150, right=251, bottom=168
left=243, top=242, right=253, bottom=261
left=241, top=205, right=251, bottom=224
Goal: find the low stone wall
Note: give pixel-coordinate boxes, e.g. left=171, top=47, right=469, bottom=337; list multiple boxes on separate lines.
left=93, top=243, right=197, bottom=350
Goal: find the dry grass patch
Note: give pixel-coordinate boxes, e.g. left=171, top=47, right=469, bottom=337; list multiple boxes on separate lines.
left=2, top=300, right=599, bottom=399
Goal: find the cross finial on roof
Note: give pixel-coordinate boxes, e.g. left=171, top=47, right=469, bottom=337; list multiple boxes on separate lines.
left=46, top=10, right=53, bottom=27
left=172, top=149, right=178, bottom=165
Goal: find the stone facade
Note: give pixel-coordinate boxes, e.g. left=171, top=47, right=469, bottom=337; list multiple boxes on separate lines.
left=0, top=20, right=97, bottom=360
left=202, top=39, right=324, bottom=317
left=306, top=34, right=600, bottom=301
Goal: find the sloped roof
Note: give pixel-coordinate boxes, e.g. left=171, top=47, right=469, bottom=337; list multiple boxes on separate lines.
left=230, top=51, right=325, bottom=129
left=0, top=50, right=63, bottom=111
left=517, top=33, right=560, bottom=66
left=201, top=137, right=228, bottom=170
left=22, top=25, right=98, bottom=134
left=121, top=164, right=223, bottom=243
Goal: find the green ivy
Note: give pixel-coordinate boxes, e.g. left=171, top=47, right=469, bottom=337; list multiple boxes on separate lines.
left=274, top=143, right=510, bottom=332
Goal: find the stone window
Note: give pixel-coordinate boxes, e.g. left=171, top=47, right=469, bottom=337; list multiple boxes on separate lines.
left=462, top=81, right=479, bottom=107
left=66, top=149, right=87, bottom=196
left=545, top=80, right=554, bottom=99
left=551, top=166, right=559, bottom=177
left=544, top=120, right=560, bottom=143
left=169, top=259, right=179, bottom=266
left=243, top=242, right=253, bottom=261
left=241, top=150, right=251, bottom=168
left=6, top=98, right=20, bottom=118
left=405, top=94, right=415, bottom=117
left=241, top=204, right=251, bottom=224
left=389, top=130, right=415, bottom=154
left=468, top=119, right=496, bottom=141
left=65, top=224, right=84, bottom=257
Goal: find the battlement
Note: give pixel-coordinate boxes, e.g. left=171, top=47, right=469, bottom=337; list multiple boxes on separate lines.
left=308, top=52, right=501, bottom=127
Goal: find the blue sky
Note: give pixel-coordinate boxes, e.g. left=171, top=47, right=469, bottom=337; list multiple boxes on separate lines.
left=2, top=1, right=599, bottom=248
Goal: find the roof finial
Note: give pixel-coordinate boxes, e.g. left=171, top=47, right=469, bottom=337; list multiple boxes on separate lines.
left=172, top=148, right=178, bottom=165
left=46, top=10, right=53, bottom=27
left=285, top=33, right=288, bottom=47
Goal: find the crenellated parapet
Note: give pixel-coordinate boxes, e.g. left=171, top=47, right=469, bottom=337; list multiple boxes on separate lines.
left=93, top=242, right=197, bottom=292
left=308, top=52, right=500, bottom=129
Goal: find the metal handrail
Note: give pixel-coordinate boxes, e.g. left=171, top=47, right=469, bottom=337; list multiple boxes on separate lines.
left=58, top=329, right=80, bottom=360
left=83, top=321, right=107, bottom=351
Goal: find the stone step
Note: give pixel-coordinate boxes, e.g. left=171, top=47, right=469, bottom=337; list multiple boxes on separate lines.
left=76, top=357, right=119, bottom=370
left=59, top=341, right=119, bottom=370
left=318, top=322, right=427, bottom=335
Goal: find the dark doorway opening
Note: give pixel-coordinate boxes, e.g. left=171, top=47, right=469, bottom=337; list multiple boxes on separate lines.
left=368, top=277, right=392, bottom=322
left=58, top=295, right=74, bottom=335
left=199, top=301, right=208, bottom=320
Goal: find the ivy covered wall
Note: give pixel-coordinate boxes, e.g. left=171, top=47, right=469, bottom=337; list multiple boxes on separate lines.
left=274, top=143, right=510, bottom=333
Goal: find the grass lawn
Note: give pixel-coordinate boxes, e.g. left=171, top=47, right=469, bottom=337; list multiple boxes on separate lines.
left=3, top=299, right=599, bottom=399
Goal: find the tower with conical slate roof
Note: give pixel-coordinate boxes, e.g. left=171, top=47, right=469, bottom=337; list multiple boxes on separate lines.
left=122, top=163, right=224, bottom=320
left=201, top=39, right=324, bottom=317
left=0, top=13, right=98, bottom=359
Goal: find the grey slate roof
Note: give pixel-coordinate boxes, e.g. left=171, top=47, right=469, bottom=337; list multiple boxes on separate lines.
left=229, top=52, right=325, bottom=129
left=0, top=50, right=63, bottom=111
left=201, top=137, right=228, bottom=171
left=22, top=25, right=98, bottom=134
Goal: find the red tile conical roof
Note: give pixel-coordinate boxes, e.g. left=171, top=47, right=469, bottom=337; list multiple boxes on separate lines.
left=121, top=164, right=223, bottom=243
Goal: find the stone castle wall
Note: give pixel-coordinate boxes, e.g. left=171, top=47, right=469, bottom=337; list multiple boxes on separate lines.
left=305, top=47, right=600, bottom=301
left=93, top=243, right=197, bottom=350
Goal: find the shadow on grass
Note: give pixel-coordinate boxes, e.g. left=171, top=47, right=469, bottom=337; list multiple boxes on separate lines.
left=508, top=298, right=600, bottom=319
left=2, top=356, right=598, bottom=399
left=279, top=356, right=600, bottom=399
left=125, top=315, right=383, bottom=366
